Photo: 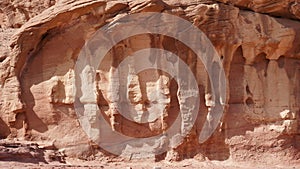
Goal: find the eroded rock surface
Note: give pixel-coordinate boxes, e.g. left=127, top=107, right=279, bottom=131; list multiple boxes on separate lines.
left=0, top=0, right=299, bottom=165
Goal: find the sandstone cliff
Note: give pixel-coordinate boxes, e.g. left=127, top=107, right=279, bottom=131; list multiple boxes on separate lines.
left=0, top=0, right=299, bottom=166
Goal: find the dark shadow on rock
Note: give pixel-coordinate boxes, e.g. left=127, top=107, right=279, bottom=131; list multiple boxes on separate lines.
left=0, top=118, right=10, bottom=139
left=0, top=141, right=48, bottom=164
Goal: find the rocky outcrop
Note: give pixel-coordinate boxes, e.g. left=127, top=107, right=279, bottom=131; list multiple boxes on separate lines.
left=0, top=0, right=299, bottom=165
left=0, top=139, right=65, bottom=163
left=0, top=0, right=57, bottom=28
left=217, top=0, right=300, bottom=20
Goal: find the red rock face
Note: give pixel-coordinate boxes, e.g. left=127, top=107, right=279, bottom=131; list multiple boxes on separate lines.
left=0, top=0, right=57, bottom=28
left=0, top=0, right=299, bottom=166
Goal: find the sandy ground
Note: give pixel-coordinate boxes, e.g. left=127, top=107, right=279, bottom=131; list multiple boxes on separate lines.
left=0, top=158, right=299, bottom=169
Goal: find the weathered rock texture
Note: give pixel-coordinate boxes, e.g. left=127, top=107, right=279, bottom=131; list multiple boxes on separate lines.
left=0, top=0, right=299, bottom=165
left=0, top=0, right=57, bottom=28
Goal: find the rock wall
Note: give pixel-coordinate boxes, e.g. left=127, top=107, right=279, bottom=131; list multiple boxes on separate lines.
left=0, top=0, right=299, bottom=164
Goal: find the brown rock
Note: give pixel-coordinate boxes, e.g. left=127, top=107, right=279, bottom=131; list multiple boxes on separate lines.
left=0, top=0, right=299, bottom=166
left=216, top=0, right=300, bottom=20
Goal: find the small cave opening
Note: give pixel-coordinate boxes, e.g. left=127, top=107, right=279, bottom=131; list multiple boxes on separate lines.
left=246, top=84, right=252, bottom=95
left=245, top=97, right=254, bottom=107
left=0, top=55, right=6, bottom=62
